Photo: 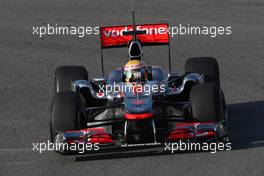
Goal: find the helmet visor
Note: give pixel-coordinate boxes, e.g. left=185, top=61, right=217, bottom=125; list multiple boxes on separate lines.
left=124, top=67, right=146, bottom=82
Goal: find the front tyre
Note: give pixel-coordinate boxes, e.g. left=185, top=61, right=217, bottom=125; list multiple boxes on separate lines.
left=189, top=83, right=223, bottom=122
left=185, top=57, right=220, bottom=86
left=50, top=92, right=81, bottom=141
left=54, top=66, right=88, bottom=93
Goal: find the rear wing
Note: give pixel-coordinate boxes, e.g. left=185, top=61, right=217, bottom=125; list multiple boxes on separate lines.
left=100, top=23, right=170, bottom=48
left=99, top=23, right=171, bottom=76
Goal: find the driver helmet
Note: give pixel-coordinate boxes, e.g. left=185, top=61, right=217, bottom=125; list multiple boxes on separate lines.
left=124, top=60, right=148, bottom=82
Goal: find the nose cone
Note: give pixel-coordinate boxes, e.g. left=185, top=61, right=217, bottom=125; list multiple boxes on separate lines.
left=124, top=93, right=152, bottom=114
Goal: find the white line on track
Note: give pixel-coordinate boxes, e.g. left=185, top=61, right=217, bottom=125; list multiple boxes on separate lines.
left=250, top=140, right=264, bottom=144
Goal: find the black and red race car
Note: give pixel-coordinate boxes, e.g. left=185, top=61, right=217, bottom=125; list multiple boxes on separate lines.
left=50, top=20, right=229, bottom=154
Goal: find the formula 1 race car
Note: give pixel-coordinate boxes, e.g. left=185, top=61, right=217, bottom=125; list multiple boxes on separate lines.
left=49, top=11, right=229, bottom=154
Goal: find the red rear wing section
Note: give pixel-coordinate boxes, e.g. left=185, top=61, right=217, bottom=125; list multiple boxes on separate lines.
left=100, top=23, right=169, bottom=48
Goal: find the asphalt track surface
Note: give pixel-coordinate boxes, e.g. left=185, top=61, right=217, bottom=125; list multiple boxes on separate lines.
left=0, top=0, right=264, bottom=175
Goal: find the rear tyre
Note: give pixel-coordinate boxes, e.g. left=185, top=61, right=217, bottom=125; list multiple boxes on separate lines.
left=54, top=66, right=88, bottom=93
left=50, top=92, right=81, bottom=141
left=189, top=83, right=223, bottom=122
left=185, top=57, right=220, bottom=86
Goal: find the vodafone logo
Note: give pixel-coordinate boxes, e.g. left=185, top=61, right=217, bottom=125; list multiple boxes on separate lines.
left=102, top=25, right=168, bottom=38
left=103, top=27, right=129, bottom=38
left=100, top=23, right=169, bottom=48
left=132, top=99, right=144, bottom=105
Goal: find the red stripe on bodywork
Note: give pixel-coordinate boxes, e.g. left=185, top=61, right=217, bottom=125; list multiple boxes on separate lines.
left=124, top=113, right=153, bottom=120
